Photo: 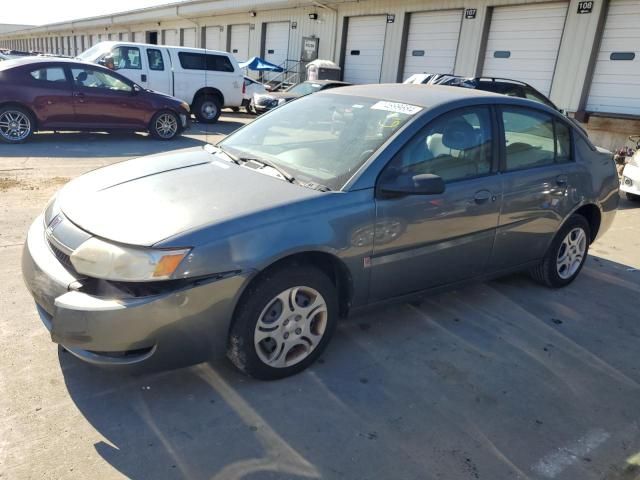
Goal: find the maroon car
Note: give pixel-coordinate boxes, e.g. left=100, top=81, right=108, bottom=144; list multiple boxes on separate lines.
left=0, top=57, right=190, bottom=143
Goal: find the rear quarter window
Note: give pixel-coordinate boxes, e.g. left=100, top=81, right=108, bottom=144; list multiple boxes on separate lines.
left=178, top=52, right=234, bottom=72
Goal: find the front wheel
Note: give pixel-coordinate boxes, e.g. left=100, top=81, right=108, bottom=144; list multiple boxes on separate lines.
left=0, top=106, right=34, bottom=144
left=193, top=95, right=222, bottom=124
left=530, top=214, right=590, bottom=288
left=228, top=264, right=338, bottom=380
left=149, top=111, right=180, bottom=140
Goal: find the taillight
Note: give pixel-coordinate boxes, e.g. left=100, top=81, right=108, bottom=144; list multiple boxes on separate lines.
left=242, top=82, right=246, bottom=94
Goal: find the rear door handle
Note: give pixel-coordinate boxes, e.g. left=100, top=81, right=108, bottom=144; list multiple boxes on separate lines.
left=473, top=189, right=492, bottom=204
left=556, top=175, right=568, bottom=187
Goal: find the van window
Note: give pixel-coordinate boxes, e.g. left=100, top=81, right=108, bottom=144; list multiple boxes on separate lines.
left=147, top=49, right=164, bottom=71
left=112, top=46, right=141, bottom=70
left=178, top=52, right=234, bottom=72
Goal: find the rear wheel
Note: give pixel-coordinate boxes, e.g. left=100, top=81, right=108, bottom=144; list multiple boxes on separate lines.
left=0, top=106, right=34, bottom=144
left=530, top=214, right=590, bottom=288
left=149, top=110, right=180, bottom=140
left=227, top=264, right=338, bottom=380
left=193, top=95, right=222, bottom=124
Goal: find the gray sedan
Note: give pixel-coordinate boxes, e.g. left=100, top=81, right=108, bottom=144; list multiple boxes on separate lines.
left=22, top=84, right=619, bottom=379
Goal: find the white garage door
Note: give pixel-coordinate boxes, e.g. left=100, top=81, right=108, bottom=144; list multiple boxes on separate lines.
left=264, top=22, right=290, bottom=80
left=230, top=24, right=250, bottom=62
left=586, top=0, right=640, bottom=115
left=205, top=26, right=223, bottom=51
left=182, top=28, right=197, bottom=47
left=163, top=29, right=178, bottom=46
left=482, top=2, right=568, bottom=95
left=402, top=9, right=463, bottom=80
left=343, top=15, right=387, bottom=84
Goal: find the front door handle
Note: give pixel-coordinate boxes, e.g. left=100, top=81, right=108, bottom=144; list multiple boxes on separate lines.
left=473, top=189, right=492, bottom=204
left=556, top=174, right=568, bottom=187
left=73, top=92, right=85, bottom=102
left=141, top=74, right=147, bottom=82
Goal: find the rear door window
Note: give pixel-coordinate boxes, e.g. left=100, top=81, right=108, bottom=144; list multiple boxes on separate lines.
left=146, top=49, right=164, bottom=71
left=501, top=107, right=572, bottom=171
left=29, top=67, right=67, bottom=83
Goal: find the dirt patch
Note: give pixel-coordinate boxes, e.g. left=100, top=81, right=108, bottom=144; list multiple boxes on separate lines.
left=0, top=176, right=69, bottom=192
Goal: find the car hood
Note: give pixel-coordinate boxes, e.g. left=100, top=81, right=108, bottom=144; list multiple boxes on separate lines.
left=57, top=148, right=321, bottom=247
left=264, top=91, right=301, bottom=100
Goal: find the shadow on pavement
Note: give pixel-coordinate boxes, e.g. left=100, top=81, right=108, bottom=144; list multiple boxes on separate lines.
left=59, top=256, right=640, bottom=480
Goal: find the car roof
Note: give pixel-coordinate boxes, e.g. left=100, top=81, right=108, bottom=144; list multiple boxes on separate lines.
left=0, top=56, right=105, bottom=72
left=325, top=83, right=503, bottom=107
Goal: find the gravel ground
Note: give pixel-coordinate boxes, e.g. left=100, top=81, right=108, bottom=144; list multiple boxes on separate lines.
left=1, top=115, right=640, bottom=480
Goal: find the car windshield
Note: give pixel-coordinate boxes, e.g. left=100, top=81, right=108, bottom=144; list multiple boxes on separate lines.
left=287, top=82, right=323, bottom=96
left=76, top=44, right=110, bottom=61
left=217, top=93, right=421, bottom=190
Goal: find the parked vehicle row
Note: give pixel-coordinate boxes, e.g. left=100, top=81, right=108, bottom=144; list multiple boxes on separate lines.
left=78, top=41, right=244, bottom=123
left=0, top=57, right=190, bottom=143
left=252, top=79, right=351, bottom=114
left=22, top=83, right=619, bottom=378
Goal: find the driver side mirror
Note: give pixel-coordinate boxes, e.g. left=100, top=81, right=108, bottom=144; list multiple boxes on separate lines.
left=378, top=173, right=446, bottom=198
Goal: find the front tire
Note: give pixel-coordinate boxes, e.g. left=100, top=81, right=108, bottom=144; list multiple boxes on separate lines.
left=149, top=110, right=180, bottom=140
left=193, top=95, right=222, bottom=124
left=0, top=106, right=34, bottom=144
left=530, top=214, right=590, bottom=288
left=228, top=264, right=338, bottom=380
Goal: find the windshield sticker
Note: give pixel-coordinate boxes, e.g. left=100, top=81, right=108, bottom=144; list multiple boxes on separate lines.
left=371, top=101, right=422, bottom=115
left=352, top=104, right=364, bottom=109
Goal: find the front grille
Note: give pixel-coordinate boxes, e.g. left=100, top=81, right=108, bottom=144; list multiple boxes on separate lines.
left=47, top=239, right=75, bottom=272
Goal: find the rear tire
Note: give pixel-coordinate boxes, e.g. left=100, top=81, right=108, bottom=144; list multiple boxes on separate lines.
left=149, top=110, right=180, bottom=140
left=530, top=214, right=590, bottom=288
left=0, top=105, right=34, bottom=144
left=227, top=264, right=338, bottom=380
left=193, top=95, right=222, bottom=124
left=626, top=192, right=640, bottom=202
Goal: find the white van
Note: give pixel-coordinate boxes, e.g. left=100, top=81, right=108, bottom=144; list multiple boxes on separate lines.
left=77, top=42, right=244, bottom=123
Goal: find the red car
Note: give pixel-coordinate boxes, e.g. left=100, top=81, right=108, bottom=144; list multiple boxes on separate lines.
left=0, top=57, right=190, bottom=143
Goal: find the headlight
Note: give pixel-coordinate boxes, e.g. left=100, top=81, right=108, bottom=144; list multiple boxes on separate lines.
left=180, top=101, right=190, bottom=112
left=70, top=237, right=190, bottom=282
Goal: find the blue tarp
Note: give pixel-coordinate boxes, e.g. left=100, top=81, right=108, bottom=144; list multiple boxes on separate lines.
left=238, top=56, right=284, bottom=72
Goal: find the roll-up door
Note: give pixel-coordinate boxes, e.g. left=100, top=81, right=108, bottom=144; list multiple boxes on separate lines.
left=343, top=15, right=387, bottom=84
left=482, top=3, right=568, bottom=95
left=586, top=0, right=640, bottom=116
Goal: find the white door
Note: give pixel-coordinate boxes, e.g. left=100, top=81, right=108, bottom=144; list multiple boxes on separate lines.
left=230, top=24, right=250, bottom=62
left=144, top=47, right=172, bottom=96
left=264, top=22, right=290, bottom=80
left=182, top=28, right=197, bottom=47
left=163, top=29, right=178, bottom=46
left=205, top=26, right=223, bottom=51
left=402, top=10, right=462, bottom=80
left=482, top=2, right=568, bottom=95
left=586, top=0, right=640, bottom=116
left=343, top=16, right=387, bottom=84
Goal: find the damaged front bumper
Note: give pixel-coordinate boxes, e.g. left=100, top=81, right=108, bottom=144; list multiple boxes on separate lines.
left=21, top=215, right=248, bottom=366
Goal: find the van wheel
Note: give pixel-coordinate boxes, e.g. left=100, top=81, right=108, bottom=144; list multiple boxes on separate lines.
left=227, top=264, right=338, bottom=380
left=0, top=106, right=34, bottom=144
left=530, top=214, right=590, bottom=288
left=194, top=95, right=222, bottom=124
left=149, top=111, right=180, bottom=140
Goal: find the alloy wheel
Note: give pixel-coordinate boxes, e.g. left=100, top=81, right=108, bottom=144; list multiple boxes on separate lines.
left=254, top=286, right=328, bottom=368
left=154, top=113, right=178, bottom=139
left=0, top=110, right=31, bottom=142
left=556, top=227, right=587, bottom=279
